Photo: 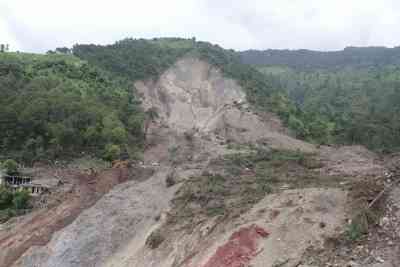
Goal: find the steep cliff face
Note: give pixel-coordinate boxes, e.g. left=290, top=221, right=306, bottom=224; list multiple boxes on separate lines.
left=136, top=57, right=246, bottom=133
left=7, top=57, right=396, bottom=267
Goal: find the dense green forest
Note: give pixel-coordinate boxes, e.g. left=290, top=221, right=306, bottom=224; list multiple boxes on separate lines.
left=256, top=65, right=400, bottom=151
left=0, top=52, right=144, bottom=163
left=240, top=46, right=400, bottom=151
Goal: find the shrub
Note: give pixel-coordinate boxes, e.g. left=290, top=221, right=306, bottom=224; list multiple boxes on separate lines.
left=345, top=220, right=366, bottom=241
left=168, top=145, right=180, bottom=165
left=0, top=186, right=31, bottom=222
left=12, top=190, right=31, bottom=210
left=166, top=171, right=177, bottom=187
left=0, top=186, right=13, bottom=209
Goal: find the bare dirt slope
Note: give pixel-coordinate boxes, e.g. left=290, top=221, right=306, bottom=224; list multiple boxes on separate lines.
left=4, top=57, right=396, bottom=267
left=192, top=188, right=347, bottom=267
left=0, top=168, right=132, bottom=267
left=13, top=167, right=177, bottom=267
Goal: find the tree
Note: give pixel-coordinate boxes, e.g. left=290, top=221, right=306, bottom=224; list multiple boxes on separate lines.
left=101, top=113, right=126, bottom=143
left=127, top=114, right=144, bottom=136
left=103, top=144, right=121, bottom=161
left=110, top=127, right=128, bottom=144
left=55, top=47, right=71, bottom=54
left=2, top=159, right=18, bottom=175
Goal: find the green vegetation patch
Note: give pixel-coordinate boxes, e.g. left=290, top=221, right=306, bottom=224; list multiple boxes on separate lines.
left=258, top=65, right=400, bottom=151
left=73, top=38, right=194, bottom=81
left=0, top=186, right=31, bottom=223
left=2, top=159, right=19, bottom=175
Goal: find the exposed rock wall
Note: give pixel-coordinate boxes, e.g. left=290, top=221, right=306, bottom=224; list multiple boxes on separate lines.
left=136, top=57, right=314, bottom=152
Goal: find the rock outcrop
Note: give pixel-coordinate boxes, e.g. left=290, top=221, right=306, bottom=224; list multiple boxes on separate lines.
left=136, top=57, right=315, bottom=153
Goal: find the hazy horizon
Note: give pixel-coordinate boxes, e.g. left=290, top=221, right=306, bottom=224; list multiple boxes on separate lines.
left=2, top=0, right=400, bottom=53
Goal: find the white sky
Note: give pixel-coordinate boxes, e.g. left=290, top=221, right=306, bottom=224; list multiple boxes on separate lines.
left=1, top=0, right=400, bottom=52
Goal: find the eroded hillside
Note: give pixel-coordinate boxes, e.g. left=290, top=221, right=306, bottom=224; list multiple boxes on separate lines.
left=2, top=57, right=399, bottom=267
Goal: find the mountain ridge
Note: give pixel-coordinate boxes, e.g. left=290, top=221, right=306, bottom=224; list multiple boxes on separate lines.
left=239, top=46, right=400, bottom=69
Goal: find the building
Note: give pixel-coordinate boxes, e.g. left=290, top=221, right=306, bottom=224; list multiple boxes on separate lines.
left=0, top=171, right=50, bottom=195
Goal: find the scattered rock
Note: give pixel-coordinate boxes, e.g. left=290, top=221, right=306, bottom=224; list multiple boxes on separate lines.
left=346, top=260, right=360, bottom=267
left=145, top=229, right=165, bottom=249
left=375, top=256, right=385, bottom=263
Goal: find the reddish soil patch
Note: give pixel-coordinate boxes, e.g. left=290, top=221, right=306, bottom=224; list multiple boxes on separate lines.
left=201, top=224, right=269, bottom=267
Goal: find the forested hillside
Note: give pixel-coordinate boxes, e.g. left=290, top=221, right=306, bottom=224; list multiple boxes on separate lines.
left=0, top=53, right=144, bottom=163
left=255, top=61, right=400, bottom=152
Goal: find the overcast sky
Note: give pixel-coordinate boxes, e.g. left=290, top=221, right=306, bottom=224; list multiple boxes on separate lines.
left=1, top=0, right=400, bottom=53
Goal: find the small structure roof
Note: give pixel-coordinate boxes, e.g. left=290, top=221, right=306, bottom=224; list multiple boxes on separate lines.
left=30, top=178, right=59, bottom=188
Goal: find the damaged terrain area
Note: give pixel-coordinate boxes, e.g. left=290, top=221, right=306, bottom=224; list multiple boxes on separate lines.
left=0, top=164, right=155, bottom=267
left=1, top=56, right=399, bottom=267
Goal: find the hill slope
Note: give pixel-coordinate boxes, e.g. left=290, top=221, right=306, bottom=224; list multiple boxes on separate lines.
left=0, top=38, right=306, bottom=162
left=8, top=57, right=397, bottom=267
left=249, top=55, right=400, bottom=152
left=74, top=38, right=334, bottom=146
left=0, top=52, right=144, bottom=162
left=0, top=39, right=399, bottom=267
